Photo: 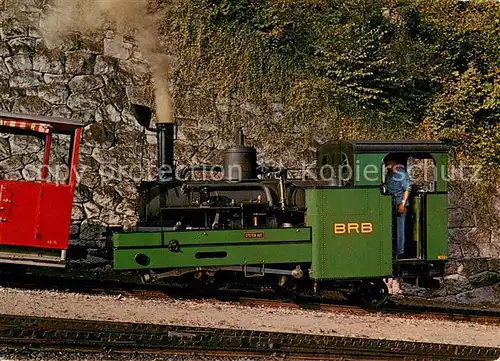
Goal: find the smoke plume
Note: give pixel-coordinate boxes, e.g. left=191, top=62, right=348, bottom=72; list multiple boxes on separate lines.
left=39, top=0, right=173, bottom=124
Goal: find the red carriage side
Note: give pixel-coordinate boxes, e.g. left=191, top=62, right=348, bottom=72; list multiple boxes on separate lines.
left=0, top=111, right=83, bottom=267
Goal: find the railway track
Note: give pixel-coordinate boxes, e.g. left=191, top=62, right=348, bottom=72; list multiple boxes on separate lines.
left=0, top=314, right=498, bottom=360
left=1, top=270, right=499, bottom=326
left=235, top=297, right=500, bottom=324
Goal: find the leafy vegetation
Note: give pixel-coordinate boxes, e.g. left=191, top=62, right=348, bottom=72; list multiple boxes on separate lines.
left=161, top=0, right=499, bottom=177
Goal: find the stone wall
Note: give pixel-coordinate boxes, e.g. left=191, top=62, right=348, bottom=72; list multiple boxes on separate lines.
left=0, top=3, right=158, bottom=266
left=437, top=182, right=500, bottom=303
left=0, top=2, right=498, bottom=302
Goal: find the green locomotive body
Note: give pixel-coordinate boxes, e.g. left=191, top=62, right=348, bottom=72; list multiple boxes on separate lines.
left=114, top=227, right=312, bottom=270
left=113, top=110, right=449, bottom=305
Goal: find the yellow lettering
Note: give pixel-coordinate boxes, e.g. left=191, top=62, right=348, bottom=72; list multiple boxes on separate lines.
left=347, top=223, right=359, bottom=233
left=361, top=223, right=373, bottom=234
left=333, top=222, right=373, bottom=235
left=334, top=223, right=346, bottom=234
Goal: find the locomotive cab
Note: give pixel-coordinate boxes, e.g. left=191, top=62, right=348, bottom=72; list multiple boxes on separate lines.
left=0, top=111, right=84, bottom=268
left=317, top=140, right=449, bottom=283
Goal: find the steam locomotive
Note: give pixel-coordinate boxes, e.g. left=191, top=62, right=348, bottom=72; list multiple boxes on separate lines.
left=0, top=107, right=449, bottom=306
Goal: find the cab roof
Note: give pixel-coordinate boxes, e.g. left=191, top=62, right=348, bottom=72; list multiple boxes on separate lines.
left=0, top=111, right=85, bottom=133
left=324, top=140, right=449, bottom=154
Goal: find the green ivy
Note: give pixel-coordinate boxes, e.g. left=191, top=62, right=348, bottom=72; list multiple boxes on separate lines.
left=162, top=0, right=499, bottom=175
left=423, top=66, right=500, bottom=172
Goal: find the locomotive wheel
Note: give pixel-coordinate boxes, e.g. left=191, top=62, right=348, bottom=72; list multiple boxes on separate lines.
left=341, top=291, right=361, bottom=303
left=360, top=279, right=389, bottom=307
left=187, top=271, right=218, bottom=296
left=275, top=285, right=300, bottom=302
left=274, top=276, right=300, bottom=302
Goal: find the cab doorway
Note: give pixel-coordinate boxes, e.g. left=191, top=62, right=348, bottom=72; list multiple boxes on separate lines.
left=382, top=153, right=437, bottom=261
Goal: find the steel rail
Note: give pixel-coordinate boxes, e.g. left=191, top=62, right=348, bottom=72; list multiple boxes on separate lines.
left=235, top=297, right=500, bottom=324
left=0, top=314, right=498, bottom=361
left=1, top=271, right=499, bottom=325
left=0, top=347, right=489, bottom=361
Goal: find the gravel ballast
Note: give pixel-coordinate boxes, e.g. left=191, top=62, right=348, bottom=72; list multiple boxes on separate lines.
left=0, top=287, right=498, bottom=348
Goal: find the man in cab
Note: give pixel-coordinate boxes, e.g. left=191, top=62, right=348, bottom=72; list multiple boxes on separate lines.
left=385, top=155, right=411, bottom=259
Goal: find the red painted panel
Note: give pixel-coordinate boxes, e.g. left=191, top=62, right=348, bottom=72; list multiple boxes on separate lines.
left=37, top=184, right=73, bottom=249
left=0, top=180, right=73, bottom=250
left=0, top=181, right=38, bottom=247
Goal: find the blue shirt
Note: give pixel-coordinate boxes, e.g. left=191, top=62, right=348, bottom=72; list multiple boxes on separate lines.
left=387, top=168, right=411, bottom=205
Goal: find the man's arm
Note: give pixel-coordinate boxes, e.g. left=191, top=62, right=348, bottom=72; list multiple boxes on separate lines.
left=402, top=190, right=409, bottom=203
left=398, top=171, right=411, bottom=214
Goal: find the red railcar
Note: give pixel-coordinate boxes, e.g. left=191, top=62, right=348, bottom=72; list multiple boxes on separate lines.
left=0, top=111, right=84, bottom=267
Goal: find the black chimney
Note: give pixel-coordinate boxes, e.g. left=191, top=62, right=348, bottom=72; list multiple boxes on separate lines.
left=130, top=104, right=175, bottom=183
left=157, top=122, right=175, bottom=183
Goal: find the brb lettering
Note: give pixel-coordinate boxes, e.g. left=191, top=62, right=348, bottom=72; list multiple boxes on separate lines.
left=334, top=223, right=373, bottom=234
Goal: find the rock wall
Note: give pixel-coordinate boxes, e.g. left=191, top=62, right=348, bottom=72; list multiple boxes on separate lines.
left=438, top=182, right=500, bottom=303
left=0, top=2, right=498, bottom=302
left=0, top=3, right=158, bottom=266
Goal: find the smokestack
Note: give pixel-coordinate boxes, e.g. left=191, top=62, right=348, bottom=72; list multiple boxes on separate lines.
left=237, top=128, right=244, bottom=147
left=131, top=104, right=175, bottom=183
left=156, top=122, right=175, bottom=183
